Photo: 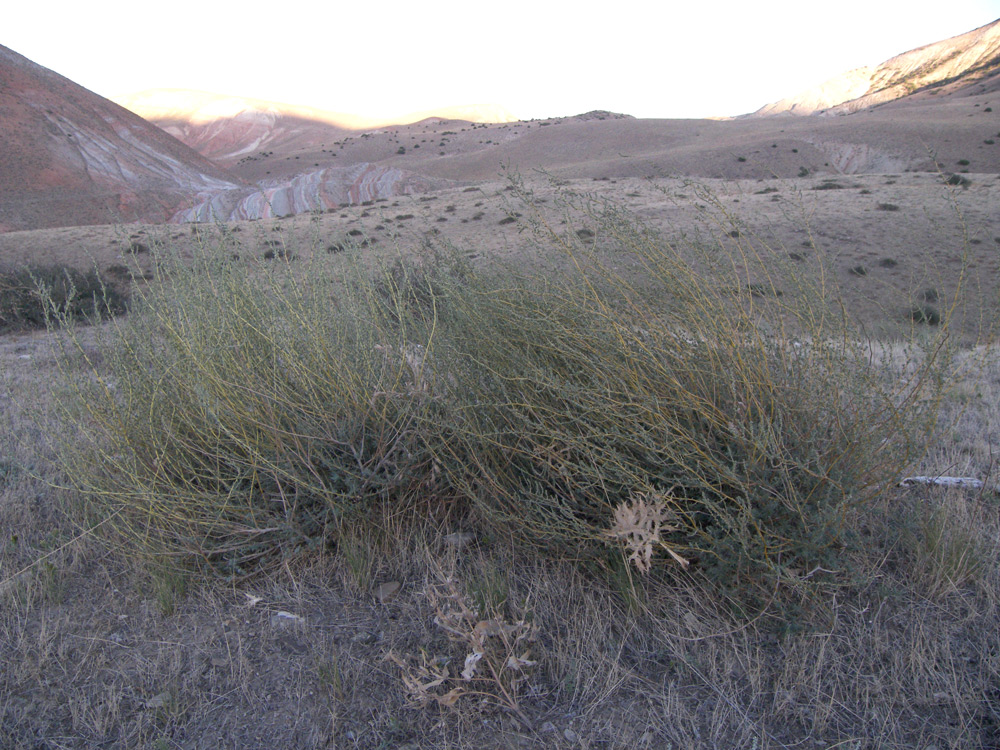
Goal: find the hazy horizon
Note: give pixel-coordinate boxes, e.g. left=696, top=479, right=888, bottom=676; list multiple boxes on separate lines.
left=6, top=1, right=1000, bottom=121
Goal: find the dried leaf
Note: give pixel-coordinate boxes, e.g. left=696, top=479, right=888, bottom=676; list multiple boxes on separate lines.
left=435, top=687, right=466, bottom=706
left=461, top=650, right=483, bottom=680
left=603, top=491, right=685, bottom=572
left=506, top=653, right=537, bottom=671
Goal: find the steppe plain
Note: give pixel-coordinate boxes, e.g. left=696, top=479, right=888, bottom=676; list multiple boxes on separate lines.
left=2, top=27, right=1000, bottom=750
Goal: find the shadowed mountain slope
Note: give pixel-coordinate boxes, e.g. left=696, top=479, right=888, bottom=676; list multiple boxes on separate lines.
left=0, top=45, right=242, bottom=232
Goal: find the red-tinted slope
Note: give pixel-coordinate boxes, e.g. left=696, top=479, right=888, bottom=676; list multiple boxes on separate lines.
left=0, top=45, right=242, bottom=231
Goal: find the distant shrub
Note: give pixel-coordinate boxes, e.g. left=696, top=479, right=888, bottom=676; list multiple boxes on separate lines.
left=910, top=305, right=941, bottom=326
left=105, top=264, right=132, bottom=280
left=0, top=265, right=127, bottom=331
left=876, top=203, right=900, bottom=211
left=848, top=265, right=868, bottom=276
left=944, top=174, right=971, bottom=188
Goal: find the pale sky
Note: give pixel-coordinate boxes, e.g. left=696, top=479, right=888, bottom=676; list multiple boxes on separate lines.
left=6, top=1, right=1000, bottom=120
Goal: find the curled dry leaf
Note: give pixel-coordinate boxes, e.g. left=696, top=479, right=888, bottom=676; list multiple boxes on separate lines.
left=462, top=650, right=484, bottom=680
left=603, top=491, right=690, bottom=572
left=506, top=653, right=538, bottom=671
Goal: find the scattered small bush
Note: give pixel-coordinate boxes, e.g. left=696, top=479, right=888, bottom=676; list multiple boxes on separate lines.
left=876, top=203, right=900, bottom=211
left=910, top=305, right=941, bottom=325
left=105, top=264, right=132, bottom=280
left=0, top=265, right=127, bottom=331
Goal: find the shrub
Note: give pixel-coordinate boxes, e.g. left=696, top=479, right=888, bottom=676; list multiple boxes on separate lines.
left=0, top=265, right=126, bottom=332
left=46, top=180, right=955, bottom=605
left=910, top=305, right=941, bottom=325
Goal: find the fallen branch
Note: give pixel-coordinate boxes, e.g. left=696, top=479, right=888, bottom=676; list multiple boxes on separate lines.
left=899, top=476, right=993, bottom=491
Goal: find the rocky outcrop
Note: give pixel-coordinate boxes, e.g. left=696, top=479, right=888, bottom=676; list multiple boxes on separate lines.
left=0, top=46, right=242, bottom=231
left=752, top=18, right=1000, bottom=116
left=175, top=162, right=453, bottom=222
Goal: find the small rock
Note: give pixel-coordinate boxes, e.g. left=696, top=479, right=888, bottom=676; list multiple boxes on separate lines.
left=375, top=581, right=401, bottom=604
left=145, top=691, right=170, bottom=710
left=276, top=633, right=308, bottom=655
left=444, top=531, right=475, bottom=549
left=270, top=610, right=304, bottom=628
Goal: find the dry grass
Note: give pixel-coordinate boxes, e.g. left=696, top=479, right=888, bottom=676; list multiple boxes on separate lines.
left=1, top=179, right=998, bottom=749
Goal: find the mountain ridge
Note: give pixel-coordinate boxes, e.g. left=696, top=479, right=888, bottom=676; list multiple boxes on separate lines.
left=0, top=45, right=242, bottom=232
left=752, top=18, right=1000, bottom=116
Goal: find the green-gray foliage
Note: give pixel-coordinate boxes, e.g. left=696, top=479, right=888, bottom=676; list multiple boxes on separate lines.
left=45, top=181, right=955, bottom=601
left=0, top=265, right=126, bottom=331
